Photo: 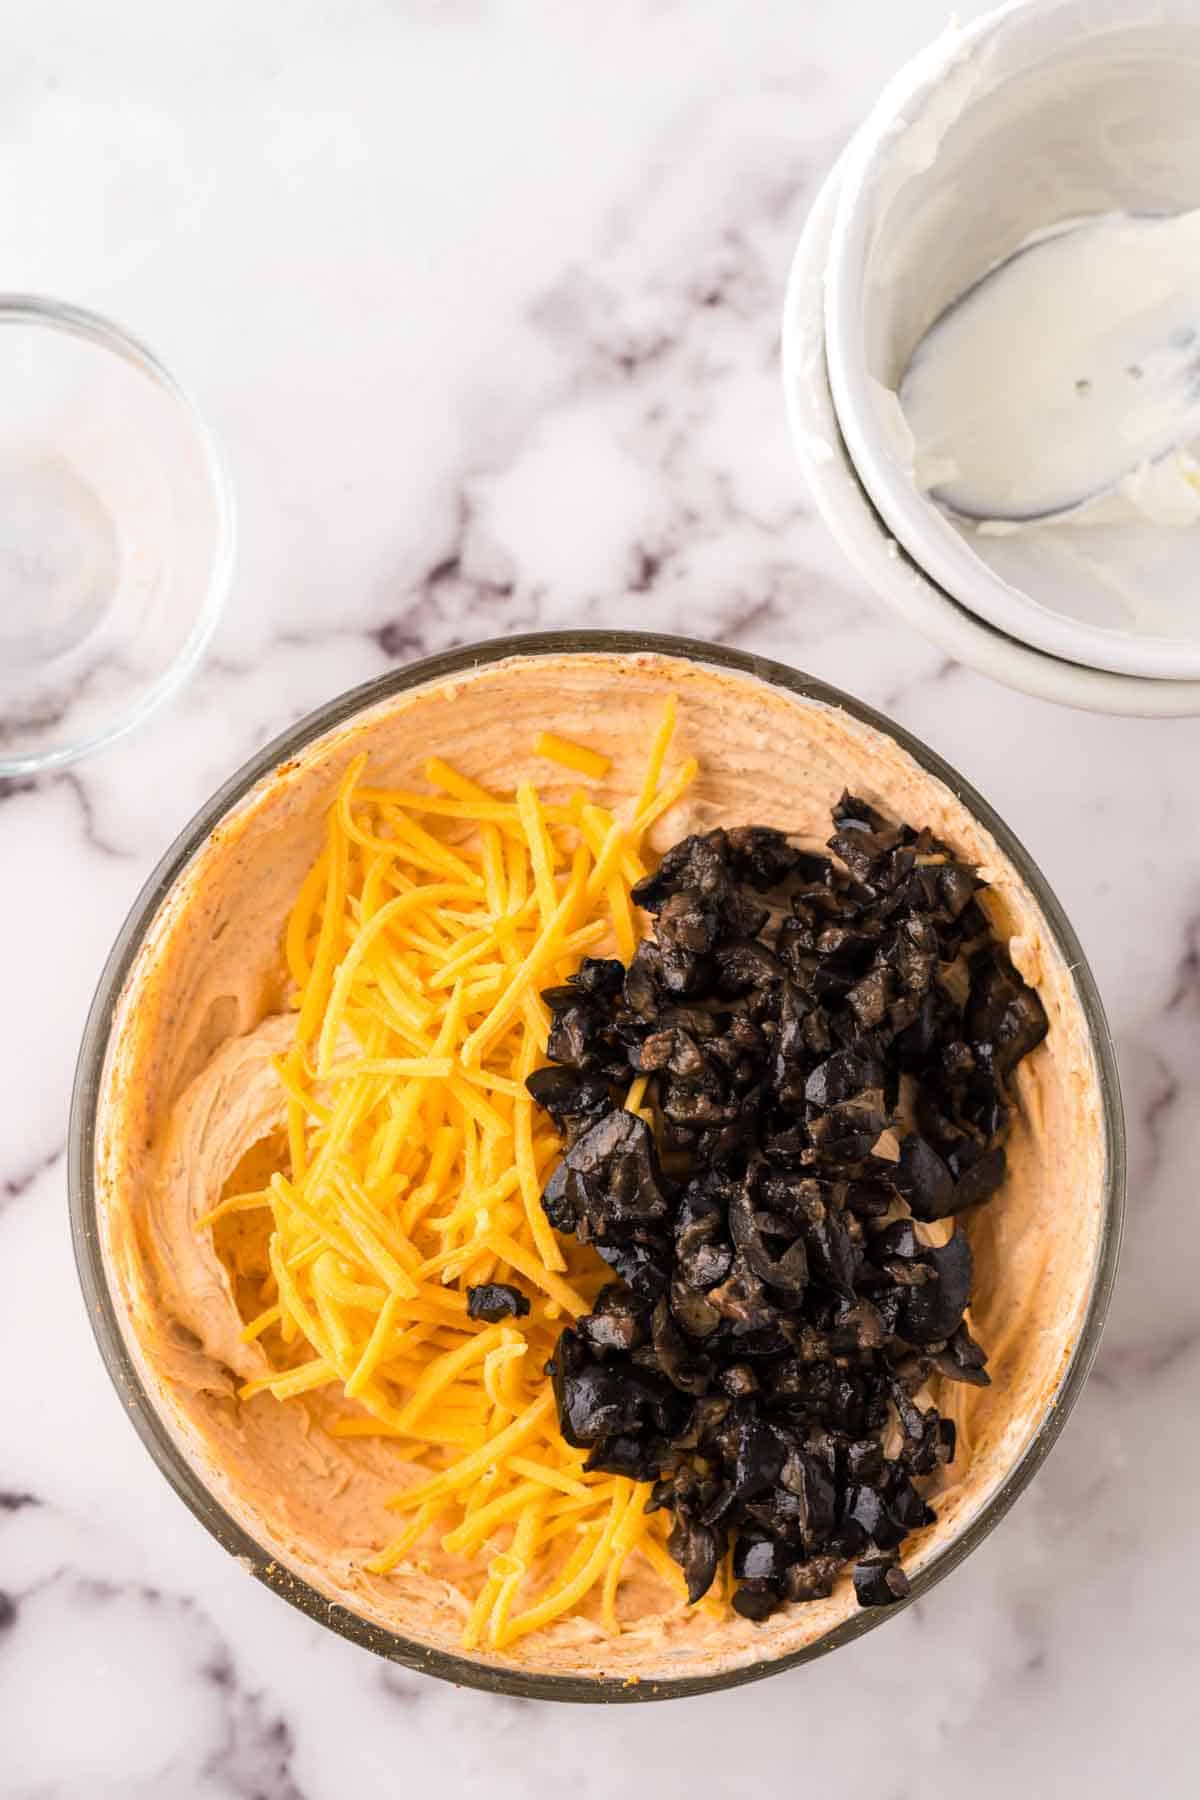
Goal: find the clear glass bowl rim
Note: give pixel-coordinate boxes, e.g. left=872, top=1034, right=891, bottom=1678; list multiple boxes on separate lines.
left=67, top=629, right=1125, bottom=1703
left=0, top=292, right=236, bottom=776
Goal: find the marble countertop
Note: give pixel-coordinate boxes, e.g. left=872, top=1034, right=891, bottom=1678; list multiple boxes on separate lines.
left=2, top=1, right=1197, bottom=1793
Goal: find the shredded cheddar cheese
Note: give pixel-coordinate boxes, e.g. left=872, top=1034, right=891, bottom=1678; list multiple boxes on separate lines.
left=202, top=707, right=707, bottom=1650
left=534, top=730, right=612, bottom=781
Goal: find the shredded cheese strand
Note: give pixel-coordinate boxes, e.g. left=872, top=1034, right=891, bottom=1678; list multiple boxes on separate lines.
left=534, top=730, right=611, bottom=781
left=199, top=701, right=700, bottom=1647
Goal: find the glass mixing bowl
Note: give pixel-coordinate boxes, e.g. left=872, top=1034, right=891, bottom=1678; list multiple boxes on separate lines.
left=68, top=631, right=1124, bottom=1701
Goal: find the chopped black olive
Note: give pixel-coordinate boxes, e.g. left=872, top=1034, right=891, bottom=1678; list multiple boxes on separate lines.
left=577, top=1284, right=652, bottom=1355
left=968, top=948, right=1049, bottom=1075
left=733, top=1531, right=797, bottom=1583
left=895, top=1133, right=957, bottom=1221
left=526, top=799, right=1046, bottom=1621
left=731, top=1579, right=785, bottom=1621
left=465, top=1283, right=530, bottom=1323
left=524, top=1066, right=612, bottom=1141
left=724, top=826, right=804, bottom=890
left=898, top=1229, right=974, bottom=1344
left=570, top=957, right=627, bottom=999
left=852, top=1556, right=912, bottom=1607
left=785, top=1554, right=843, bottom=1602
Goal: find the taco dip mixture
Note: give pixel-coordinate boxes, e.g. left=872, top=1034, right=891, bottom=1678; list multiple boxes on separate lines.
left=95, top=653, right=1104, bottom=1682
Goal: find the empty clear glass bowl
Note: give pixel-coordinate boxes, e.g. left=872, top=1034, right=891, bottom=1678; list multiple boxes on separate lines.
left=0, top=296, right=235, bottom=774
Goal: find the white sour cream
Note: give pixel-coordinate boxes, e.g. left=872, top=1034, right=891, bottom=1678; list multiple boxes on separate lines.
left=899, top=209, right=1200, bottom=527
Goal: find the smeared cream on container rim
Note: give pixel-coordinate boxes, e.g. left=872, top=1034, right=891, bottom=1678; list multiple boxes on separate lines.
left=824, top=0, right=1200, bottom=678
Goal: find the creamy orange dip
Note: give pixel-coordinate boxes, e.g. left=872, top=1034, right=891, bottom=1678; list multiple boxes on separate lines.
left=94, top=652, right=1107, bottom=1682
